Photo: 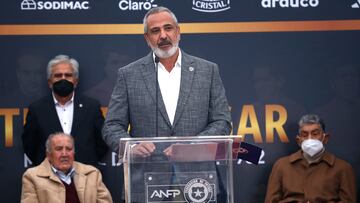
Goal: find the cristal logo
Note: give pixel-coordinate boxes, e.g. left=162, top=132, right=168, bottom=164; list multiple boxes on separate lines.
left=118, top=0, right=157, bottom=11
left=20, top=0, right=90, bottom=10
left=192, top=0, right=231, bottom=13
left=261, top=0, right=319, bottom=8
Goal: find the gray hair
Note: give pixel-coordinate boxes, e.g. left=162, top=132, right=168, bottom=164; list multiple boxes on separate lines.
left=298, top=114, right=326, bottom=133
left=47, top=55, right=79, bottom=79
left=143, top=6, right=178, bottom=33
left=45, top=132, right=75, bottom=153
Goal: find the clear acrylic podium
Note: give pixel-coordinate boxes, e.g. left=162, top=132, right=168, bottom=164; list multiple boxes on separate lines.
left=118, top=135, right=242, bottom=203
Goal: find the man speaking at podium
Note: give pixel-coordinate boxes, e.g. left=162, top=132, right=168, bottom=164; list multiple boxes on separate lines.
left=102, top=6, right=232, bottom=158
left=102, top=6, right=232, bottom=202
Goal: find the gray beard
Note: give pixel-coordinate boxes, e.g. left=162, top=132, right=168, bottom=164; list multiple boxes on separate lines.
left=152, top=43, right=179, bottom=59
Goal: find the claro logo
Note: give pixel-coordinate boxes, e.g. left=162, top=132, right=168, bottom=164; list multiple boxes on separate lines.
left=261, top=0, right=319, bottom=8
left=21, top=0, right=90, bottom=10
left=118, top=0, right=157, bottom=11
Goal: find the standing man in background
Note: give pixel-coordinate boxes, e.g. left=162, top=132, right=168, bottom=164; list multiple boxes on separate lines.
left=22, top=54, right=108, bottom=166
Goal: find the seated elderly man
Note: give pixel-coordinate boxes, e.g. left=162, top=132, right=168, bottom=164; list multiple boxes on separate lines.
left=265, top=114, right=356, bottom=203
left=21, top=132, right=113, bottom=203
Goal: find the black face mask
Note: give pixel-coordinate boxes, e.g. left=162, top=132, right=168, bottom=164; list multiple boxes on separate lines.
left=52, top=79, right=74, bottom=97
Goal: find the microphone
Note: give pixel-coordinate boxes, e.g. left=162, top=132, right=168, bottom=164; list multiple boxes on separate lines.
left=155, top=55, right=160, bottom=64
left=154, top=55, right=160, bottom=137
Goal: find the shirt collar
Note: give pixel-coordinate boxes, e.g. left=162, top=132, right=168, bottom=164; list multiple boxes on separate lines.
left=52, top=92, right=74, bottom=106
left=51, top=165, right=75, bottom=177
left=290, top=150, right=335, bottom=166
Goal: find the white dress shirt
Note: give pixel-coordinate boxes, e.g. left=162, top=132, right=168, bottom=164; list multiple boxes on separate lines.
left=53, top=93, right=74, bottom=134
left=51, top=165, right=75, bottom=185
left=155, top=50, right=182, bottom=125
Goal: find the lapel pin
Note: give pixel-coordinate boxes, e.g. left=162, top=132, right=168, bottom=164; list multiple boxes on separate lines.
left=189, top=67, right=194, bottom=72
left=79, top=104, right=83, bottom=108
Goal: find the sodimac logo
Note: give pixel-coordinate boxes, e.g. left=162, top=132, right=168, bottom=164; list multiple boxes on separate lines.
left=20, top=0, right=90, bottom=10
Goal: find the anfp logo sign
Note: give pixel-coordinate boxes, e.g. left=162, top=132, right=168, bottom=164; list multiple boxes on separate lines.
left=147, top=185, right=183, bottom=202
left=184, top=178, right=214, bottom=203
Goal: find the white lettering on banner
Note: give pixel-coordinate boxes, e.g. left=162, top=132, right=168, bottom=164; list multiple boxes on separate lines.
left=24, top=154, right=32, bottom=168
left=261, top=0, right=319, bottom=8
left=118, top=0, right=157, bottom=11
left=192, top=0, right=231, bottom=13
left=352, top=0, right=360, bottom=8
left=237, top=150, right=266, bottom=165
left=21, top=0, right=90, bottom=10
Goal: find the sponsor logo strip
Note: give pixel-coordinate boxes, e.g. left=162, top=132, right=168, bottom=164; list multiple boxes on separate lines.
left=1, top=20, right=360, bottom=35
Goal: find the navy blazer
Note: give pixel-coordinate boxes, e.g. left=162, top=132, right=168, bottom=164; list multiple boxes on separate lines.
left=22, top=93, right=108, bottom=166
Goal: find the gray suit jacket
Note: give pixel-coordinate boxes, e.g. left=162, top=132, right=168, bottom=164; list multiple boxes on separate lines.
left=102, top=50, right=232, bottom=152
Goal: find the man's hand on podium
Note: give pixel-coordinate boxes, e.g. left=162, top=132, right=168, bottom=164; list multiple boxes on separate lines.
left=130, top=142, right=156, bottom=157
left=163, top=145, right=173, bottom=157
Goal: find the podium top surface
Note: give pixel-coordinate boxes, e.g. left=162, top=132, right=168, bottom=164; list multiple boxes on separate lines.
left=119, top=135, right=243, bottom=143
left=118, top=135, right=243, bottom=163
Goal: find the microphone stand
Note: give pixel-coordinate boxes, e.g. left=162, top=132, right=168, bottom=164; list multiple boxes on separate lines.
left=154, top=55, right=160, bottom=137
left=153, top=56, right=169, bottom=161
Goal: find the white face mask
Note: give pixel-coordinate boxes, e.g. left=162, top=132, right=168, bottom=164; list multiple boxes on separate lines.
left=301, top=139, right=324, bottom=157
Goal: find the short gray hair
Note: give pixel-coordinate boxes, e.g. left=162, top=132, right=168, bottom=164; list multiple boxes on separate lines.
left=47, top=55, right=79, bottom=79
left=143, top=6, right=178, bottom=33
left=45, top=132, right=75, bottom=153
left=298, top=114, right=326, bottom=132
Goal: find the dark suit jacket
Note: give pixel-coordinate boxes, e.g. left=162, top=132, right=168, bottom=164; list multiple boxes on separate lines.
left=22, top=93, right=108, bottom=166
left=103, top=50, right=232, bottom=153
